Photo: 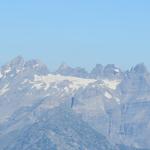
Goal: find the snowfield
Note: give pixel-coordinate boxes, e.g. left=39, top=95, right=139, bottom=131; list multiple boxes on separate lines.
left=0, top=57, right=149, bottom=150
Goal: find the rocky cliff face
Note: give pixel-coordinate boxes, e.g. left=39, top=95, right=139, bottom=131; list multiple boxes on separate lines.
left=0, top=57, right=149, bottom=150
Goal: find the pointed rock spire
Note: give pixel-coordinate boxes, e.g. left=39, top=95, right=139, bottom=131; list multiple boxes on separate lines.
left=132, top=63, right=148, bottom=74
left=9, top=55, right=25, bottom=67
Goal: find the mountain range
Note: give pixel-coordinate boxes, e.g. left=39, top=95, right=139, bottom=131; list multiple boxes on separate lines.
left=0, top=56, right=149, bottom=150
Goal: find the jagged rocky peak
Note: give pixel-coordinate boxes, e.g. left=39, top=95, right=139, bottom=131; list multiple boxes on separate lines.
left=55, top=63, right=72, bottom=75
left=90, top=64, right=103, bottom=78
left=118, top=63, right=150, bottom=99
left=0, top=56, right=25, bottom=76
left=73, top=66, right=88, bottom=77
left=9, top=56, right=25, bottom=66
left=55, top=63, right=123, bottom=79
left=24, top=58, right=49, bottom=75
left=55, top=63, right=88, bottom=78
left=95, top=64, right=103, bottom=69
left=91, top=64, right=103, bottom=73
left=103, top=64, right=122, bottom=79
left=131, top=63, right=148, bottom=74
left=57, top=63, right=71, bottom=72
left=90, top=64, right=123, bottom=79
left=25, top=58, right=48, bottom=69
left=124, top=63, right=149, bottom=81
left=0, top=56, right=49, bottom=77
left=2, top=56, right=25, bottom=70
left=60, top=62, right=70, bottom=69
left=104, top=64, right=121, bottom=74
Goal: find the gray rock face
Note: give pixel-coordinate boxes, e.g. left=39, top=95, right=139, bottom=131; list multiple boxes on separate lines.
left=90, top=64, right=103, bottom=79
left=103, top=64, right=123, bottom=79
left=55, top=63, right=89, bottom=78
left=0, top=106, right=115, bottom=150
left=131, top=63, right=148, bottom=74
left=0, top=57, right=149, bottom=150
left=55, top=63, right=123, bottom=80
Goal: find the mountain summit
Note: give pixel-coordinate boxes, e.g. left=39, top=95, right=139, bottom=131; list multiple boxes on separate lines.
left=55, top=63, right=88, bottom=78
left=0, top=57, right=149, bottom=150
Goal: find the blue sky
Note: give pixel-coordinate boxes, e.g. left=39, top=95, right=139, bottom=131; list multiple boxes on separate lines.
left=0, top=0, right=150, bottom=71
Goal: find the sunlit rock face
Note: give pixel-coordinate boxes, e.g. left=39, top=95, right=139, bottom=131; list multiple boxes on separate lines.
left=0, top=57, right=149, bottom=150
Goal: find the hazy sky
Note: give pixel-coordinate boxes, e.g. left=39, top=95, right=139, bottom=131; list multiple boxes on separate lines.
left=0, top=0, right=150, bottom=71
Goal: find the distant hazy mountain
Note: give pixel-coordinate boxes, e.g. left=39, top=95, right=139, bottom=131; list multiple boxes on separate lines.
left=0, top=56, right=149, bottom=150
left=54, top=63, right=123, bottom=79
left=55, top=63, right=89, bottom=78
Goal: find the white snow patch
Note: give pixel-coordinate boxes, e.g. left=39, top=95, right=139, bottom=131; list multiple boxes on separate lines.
left=0, top=72, right=3, bottom=78
left=21, top=79, right=29, bottom=84
left=0, top=84, right=9, bottom=96
left=32, top=83, right=43, bottom=90
left=115, top=97, right=121, bottom=104
left=16, top=69, right=21, bottom=73
left=32, top=74, right=96, bottom=91
left=114, top=68, right=120, bottom=73
left=64, top=87, right=69, bottom=93
left=33, top=64, right=40, bottom=68
left=104, top=91, right=112, bottom=99
left=4, top=67, right=11, bottom=74
left=102, top=79, right=121, bottom=90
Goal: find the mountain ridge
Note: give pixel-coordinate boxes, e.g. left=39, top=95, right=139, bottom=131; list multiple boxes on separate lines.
left=0, top=56, right=149, bottom=150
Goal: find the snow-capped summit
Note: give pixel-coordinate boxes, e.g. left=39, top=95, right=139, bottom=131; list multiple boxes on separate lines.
left=0, top=56, right=49, bottom=81
left=0, top=56, right=25, bottom=79
left=0, top=57, right=150, bottom=150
